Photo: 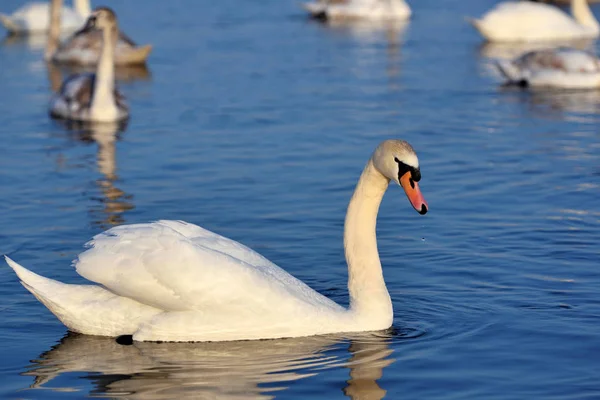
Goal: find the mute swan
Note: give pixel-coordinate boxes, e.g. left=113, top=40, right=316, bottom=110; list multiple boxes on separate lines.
left=49, top=7, right=129, bottom=122
left=46, top=0, right=151, bottom=66
left=0, top=0, right=89, bottom=34
left=496, top=47, right=600, bottom=88
left=6, top=139, right=428, bottom=342
left=469, top=0, right=600, bottom=42
left=304, top=0, right=411, bottom=21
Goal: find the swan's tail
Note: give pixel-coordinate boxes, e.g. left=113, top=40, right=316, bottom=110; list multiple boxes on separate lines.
left=6, top=256, right=75, bottom=312
left=116, top=44, right=153, bottom=66
left=465, top=16, right=493, bottom=40
left=495, top=59, right=523, bottom=83
left=0, top=14, right=21, bottom=33
left=5, top=256, right=161, bottom=337
left=465, top=16, right=480, bottom=29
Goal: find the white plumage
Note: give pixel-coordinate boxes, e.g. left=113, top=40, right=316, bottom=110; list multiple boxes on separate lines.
left=469, top=0, right=600, bottom=42
left=0, top=0, right=89, bottom=34
left=496, top=47, right=600, bottom=88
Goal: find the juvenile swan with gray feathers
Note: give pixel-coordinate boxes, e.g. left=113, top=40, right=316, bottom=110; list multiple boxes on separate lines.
left=496, top=47, right=600, bottom=88
left=6, top=140, right=428, bottom=342
left=49, top=7, right=129, bottom=123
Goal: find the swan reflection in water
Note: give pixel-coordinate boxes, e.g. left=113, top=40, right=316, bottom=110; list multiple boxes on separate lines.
left=52, top=118, right=134, bottom=227
left=315, top=19, right=409, bottom=90
left=499, top=86, right=600, bottom=116
left=23, top=331, right=395, bottom=399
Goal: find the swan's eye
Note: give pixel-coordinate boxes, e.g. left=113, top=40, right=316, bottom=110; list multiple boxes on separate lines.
left=394, top=157, right=420, bottom=182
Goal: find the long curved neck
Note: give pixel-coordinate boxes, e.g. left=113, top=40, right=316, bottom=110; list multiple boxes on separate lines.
left=73, top=0, right=91, bottom=18
left=572, top=0, right=599, bottom=32
left=344, top=159, right=392, bottom=327
left=91, top=26, right=117, bottom=119
left=45, top=0, right=62, bottom=61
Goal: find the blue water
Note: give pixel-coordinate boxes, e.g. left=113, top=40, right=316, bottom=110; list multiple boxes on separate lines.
left=1, top=0, right=600, bottom=398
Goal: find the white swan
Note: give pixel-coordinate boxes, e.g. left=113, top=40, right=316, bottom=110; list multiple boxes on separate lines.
left=304, top=0, right=411, bottom=21
left=0, top=0, right=89, bottom=34
left=496, top=47, right=600, bottom=88
left=469, top=0, right=600, bottom=42
left=6, top=139, right=428, bottom=342
left=49, top=7, right=129, bottom=122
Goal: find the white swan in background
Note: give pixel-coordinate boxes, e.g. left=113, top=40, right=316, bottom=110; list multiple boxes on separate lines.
left=49, top=7, right=129, bottom=122
left=469, top=0, right=600, bottom=42
left=304, top=0, right=411, bottom=21
left=6, top=139, right=428, bottom=342
left=496, top=47, right=600, bottom=88
left=0, top=0, right=89, bottom=34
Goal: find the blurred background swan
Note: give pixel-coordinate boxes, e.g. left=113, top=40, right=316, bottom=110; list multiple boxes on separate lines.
left=496, top=47, right=600, bottom=88
left=469, top=0, right=600, bottom=42
left=48, top=7, right=130, bottom=123
left=304, top=0, right=411, bottom=21
left=24, top=332, right=394, bottom=400
left=46, top=0, right=151, bottom=66
left=0, top=0, right=89, bottom=35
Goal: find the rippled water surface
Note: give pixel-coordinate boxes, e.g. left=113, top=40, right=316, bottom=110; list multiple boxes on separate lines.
left=1, top=0, right=600, bottom=398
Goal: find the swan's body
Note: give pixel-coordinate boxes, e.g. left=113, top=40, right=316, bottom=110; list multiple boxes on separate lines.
left=6, top=140, right=428, bottom=342
left=49, top=7, right=129, bottom=122
left=45, top=0, right=151, bottom=66
left=304, top=0, right=411, bottom=21
left=0, top=0, right=89, bottom=34
left=496, top=47, right=600, bottom=88
left=469, top=0, right=600, bottom=42
left=51, top=28, right=152, bottom=66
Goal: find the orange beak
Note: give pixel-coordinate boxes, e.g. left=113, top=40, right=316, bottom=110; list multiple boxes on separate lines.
left=400, top=171, right=428, bottom=215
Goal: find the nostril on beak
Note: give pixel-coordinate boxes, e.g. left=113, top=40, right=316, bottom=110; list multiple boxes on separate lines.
left=419, top=205, right=428, bottom=215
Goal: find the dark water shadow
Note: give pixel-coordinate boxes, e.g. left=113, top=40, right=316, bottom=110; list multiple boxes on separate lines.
left=308, top=18, right=410, bottom=91
left=22, top=331, right=396, bottom=399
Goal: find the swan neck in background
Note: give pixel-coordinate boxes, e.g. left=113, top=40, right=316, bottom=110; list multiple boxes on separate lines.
left=572, top=0, right=599, bottom=32
left=344, top=159, right=393, bottom=328
left=45, top=0, right=62, bottom=60
left=91, top=25, right=117, bottom=119
left=74, top=0, right=92, bottom=18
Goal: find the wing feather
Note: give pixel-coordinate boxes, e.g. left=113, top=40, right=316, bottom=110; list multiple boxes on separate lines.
left=75, top=221, right=341, bottom=315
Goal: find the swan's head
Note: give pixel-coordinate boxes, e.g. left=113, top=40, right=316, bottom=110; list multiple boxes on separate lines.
left=81, top=7, right=118, bottom=32
left=372, top=139, right=428, bottom=215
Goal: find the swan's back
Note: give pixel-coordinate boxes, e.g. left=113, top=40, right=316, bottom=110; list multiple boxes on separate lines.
left=75, top=221, right=343, bottom=315
left=474, top=2, right=592, bottom=41
left=515, top=48, right=600, bottom=72
left=52, top=27, right=152, bottom=66
left=496, top=48, right=600, bottom=88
